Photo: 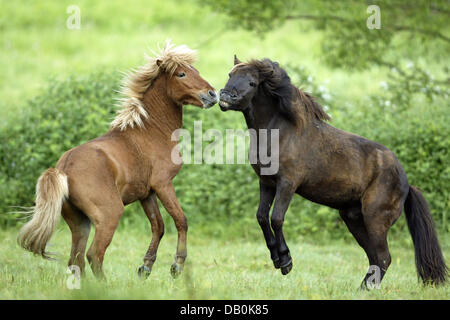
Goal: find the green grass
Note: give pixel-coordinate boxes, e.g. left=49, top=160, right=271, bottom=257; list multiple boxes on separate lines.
left=0, top=225, right=448, bottom=299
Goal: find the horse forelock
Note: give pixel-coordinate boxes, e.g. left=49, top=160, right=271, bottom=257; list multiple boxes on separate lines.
left=229, top=63, right=247, bottom=74
left=111, top=40, right=197, bottom=131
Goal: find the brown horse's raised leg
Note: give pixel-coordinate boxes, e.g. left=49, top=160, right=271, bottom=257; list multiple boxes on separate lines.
left=154, top=182, right=187, bottom=278
left=62, top=202, right=91, bottom=275
left=85, top=201, right=124, bottom=280
left=271, top=180, right=295, bottom=275
left=256, top=181, right=279, bottom=268
left=138, top=192, right=165, bottom=278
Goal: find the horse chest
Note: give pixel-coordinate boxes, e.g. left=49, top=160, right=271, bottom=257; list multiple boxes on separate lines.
left=119, top=180, right=151, bottom=205
left=149, top=161, right=182, bottom=185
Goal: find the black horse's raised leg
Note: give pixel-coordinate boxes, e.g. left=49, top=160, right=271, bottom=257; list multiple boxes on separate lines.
left=256, top=181, right=278, bottom=268
left=271, top=180, right=295, bottom=275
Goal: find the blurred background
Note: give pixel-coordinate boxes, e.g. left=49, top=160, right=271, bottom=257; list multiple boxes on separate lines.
left=0, top=0, right=448, bottom=299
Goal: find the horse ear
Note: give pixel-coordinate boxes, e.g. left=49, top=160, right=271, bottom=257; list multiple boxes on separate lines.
left=156, top=59, right=163, bottom=67
left=234, top=55, right=242, bottom=65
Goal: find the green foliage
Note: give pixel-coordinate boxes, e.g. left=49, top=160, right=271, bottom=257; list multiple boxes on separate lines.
left=200, top=0, right=293, bottom=34
left=202, top=0, right=450, bottom=71
left=0, top=73, right=119, bottom=227
left=1, top=65, right=448, bottom=239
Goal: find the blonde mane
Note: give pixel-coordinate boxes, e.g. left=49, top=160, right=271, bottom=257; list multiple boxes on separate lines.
left=111, top=40, right=197, bottom=130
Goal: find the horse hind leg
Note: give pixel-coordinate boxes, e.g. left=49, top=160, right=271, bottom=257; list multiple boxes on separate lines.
left=339, top=208, right=374, bottom=289
left=137, top=192, right=165, bottom=279
left=359, top=180, right=405, bottom=289
left=359, top=216, right=394, bottom=289
left=80, top=195, right=124, bottom=280
left=61, top=201, right=91, bottom=275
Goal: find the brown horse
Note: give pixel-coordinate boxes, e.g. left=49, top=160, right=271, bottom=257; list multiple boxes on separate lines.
left=219, top=56, right=447, bottom=288
left=17, top=41, right=218, bottom=279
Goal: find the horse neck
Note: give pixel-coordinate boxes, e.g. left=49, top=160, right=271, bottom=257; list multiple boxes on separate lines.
left=243, top=89, right=312, bottom=132
left=243, top=90, right=280, bottom=130
left=140, top=76, right=183, bottom=140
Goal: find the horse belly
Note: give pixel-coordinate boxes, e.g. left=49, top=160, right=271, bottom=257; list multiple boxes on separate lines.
left=296, top=181, right=362, bottom=210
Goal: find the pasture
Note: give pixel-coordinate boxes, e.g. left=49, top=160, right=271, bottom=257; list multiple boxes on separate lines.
left=1, top=225, right=449, bottom=299
left=0, top=0, right=448, bottom=300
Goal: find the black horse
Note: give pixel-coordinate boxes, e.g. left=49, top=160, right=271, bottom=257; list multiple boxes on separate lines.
left=219, top=55, right=447, bottom=288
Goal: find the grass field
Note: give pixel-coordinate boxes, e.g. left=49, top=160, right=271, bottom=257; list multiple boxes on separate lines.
left=1, top=224, right=449, bottom=300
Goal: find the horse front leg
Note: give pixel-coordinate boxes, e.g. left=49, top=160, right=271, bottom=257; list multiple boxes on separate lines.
left=256, top=181, right=279, bottom=268
left=154, top=181, right=187, bottom=278
left=271, top=180, right=295, bottom=275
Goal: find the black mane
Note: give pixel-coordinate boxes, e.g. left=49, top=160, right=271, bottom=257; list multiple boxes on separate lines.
left=248, top=58, right=330, bottom=123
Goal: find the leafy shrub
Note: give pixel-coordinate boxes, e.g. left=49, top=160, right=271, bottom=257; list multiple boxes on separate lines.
left=0, top=69, right=448, bottom=242
left=0, top=73, right=119, bottom=226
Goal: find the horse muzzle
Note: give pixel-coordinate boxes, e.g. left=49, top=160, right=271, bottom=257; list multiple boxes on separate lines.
left=219, top=90, right=241, bottom=111
left=200, top=90, right=218, bottom=109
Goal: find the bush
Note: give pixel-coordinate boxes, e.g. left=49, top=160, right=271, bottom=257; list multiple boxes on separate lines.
left=0, top=69, right=448, bottom=242
left=0, top=73, right=118, bottom=227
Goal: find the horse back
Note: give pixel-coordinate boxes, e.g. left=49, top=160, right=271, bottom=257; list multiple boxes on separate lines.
left=292, top=123, right=408, bottom=209
left=55, top=130, right=152, bottom=206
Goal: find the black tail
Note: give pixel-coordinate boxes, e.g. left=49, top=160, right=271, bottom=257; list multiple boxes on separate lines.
left=404, top=186, right=447, bottom=285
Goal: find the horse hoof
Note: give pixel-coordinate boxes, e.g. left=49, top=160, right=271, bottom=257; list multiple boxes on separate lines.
left=359, top=284, right=369, bottom=291
left=138, top=265, right=151, bottom=279
left=273, top=259, right=281, bottom=269
left=170, top=263, right=183, bottom=278
left=280, top=260, right=293, bottom=275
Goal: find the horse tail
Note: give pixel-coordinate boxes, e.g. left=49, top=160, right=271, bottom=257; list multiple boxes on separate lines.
left=17, top=168, right=69, bottom=259
left=404, top=185, right=447, bottom=285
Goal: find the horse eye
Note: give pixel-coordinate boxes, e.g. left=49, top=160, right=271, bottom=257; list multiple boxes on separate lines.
left=178, top=72, right=186, bottom=78
left=249, top=81, right=256, bottom=87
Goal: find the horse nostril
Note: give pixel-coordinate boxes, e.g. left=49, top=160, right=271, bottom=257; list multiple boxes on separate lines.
left=220, top=90, right=231, bottom=100
left=208, top=90, right=216, bottom=98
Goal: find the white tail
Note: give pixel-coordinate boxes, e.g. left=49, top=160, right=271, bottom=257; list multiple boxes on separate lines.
left=17, top=168, right=69, bottom=259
